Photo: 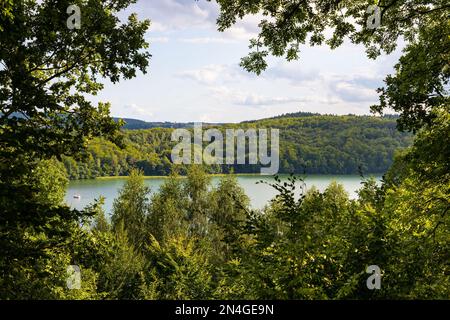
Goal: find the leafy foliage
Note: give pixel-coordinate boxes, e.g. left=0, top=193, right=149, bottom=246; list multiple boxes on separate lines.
left=0, top=0, right=151, bottom=299
left=373, top=20, right=450, bottom=132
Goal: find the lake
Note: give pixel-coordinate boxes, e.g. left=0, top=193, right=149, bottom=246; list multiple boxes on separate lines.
left=65, top=175, right=381, bottom=214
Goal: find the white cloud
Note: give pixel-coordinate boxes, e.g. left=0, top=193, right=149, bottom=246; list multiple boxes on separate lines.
left=266, top=62, right=321, bottom=84
left=178, top=64, right=228, bottom=85
left=177, top=62, right=382, bottom=108
left=122, top=104, right=154, bottom=120
left=262, top=61, right=383, bottom=104
left=236, top=94, right=306, bottom=106
left=220, top=13, right=264, bottom=41
left=179, top=37, right=237, bottom=44
left=125, top=0, right=218, bottom=31
left=149, top=21, right=169, bottom=33
left=177, top=64, right=252, bottom=85
left=324, top=73, right=382, bottom=103
left=124, top=0, right=261, bottom=43
left=330, top=81, right=378, bottom=102
left=210, top=86, right=308, bottom=107
left=148, top=37, right=170, bottom=43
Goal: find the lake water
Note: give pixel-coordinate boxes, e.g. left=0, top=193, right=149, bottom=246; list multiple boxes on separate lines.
left=65, top=175, right=381, bottom=214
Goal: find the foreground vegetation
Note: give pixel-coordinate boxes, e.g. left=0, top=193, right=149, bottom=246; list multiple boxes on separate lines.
left=63, top=115, right=412, bottom=179
left=2, top=109, right=447, bottom=299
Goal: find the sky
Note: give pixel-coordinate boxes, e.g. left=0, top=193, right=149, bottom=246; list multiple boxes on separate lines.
left=91, top=0, right=404, bottom=123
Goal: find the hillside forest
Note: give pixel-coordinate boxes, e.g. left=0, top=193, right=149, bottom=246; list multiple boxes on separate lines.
left=63, top=114, right=412, bottom=179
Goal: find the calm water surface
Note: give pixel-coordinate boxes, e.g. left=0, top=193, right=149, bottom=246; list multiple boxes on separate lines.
left=66, top=175, right=381, bottom=214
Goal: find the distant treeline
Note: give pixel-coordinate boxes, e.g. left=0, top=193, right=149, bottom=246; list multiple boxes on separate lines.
left=113, top=117, right=226, bottom=130
left=63, top=114, right=412, bottom=179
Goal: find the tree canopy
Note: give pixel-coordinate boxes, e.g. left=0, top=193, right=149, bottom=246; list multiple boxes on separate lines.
left=0, top=0, right=151, bottom=298
left=211, top=0, right=450, bottom=131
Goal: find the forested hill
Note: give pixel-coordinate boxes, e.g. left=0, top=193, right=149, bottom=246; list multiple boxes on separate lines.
left=113, top=117, right=225, bottom=130
left=64, top=114, right=413, bottom=179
